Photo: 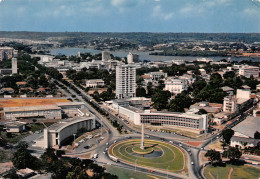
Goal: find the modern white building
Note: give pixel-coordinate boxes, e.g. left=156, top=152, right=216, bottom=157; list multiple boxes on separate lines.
left=164, top=78, right=188, bottom=94
left=12, top=58, right=18, bottom=74
left=144, top=71, right=167, bottom=80
left=237, top=89, right=251, bottom=100
left=116, top=64, right=136, bottom=99
left=105, top=100, right=208, bottom=133
left=127, top=52, right=139, bottom=64
left=86, top=79, right=105, bottom=88
left=4, top=105, right=62, bottom=120
left=102, top=51, right=111, bottom=62
left=238, top=65, right=259, bottom=78
left=33, top=116, right=96, bottom=148
left=223, top=96, right=238, bottom=113
left=112, top=104, right=208, bottom=134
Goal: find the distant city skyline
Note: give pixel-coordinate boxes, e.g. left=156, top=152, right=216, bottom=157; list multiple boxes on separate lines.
left=0, top=0, right=259, bottom=33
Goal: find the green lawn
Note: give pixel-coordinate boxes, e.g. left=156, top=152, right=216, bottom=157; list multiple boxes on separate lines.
left=204, top=164, right=260, bottom=179
left=110, top=139, right=185, bottom=172
left=104, top=165, right=165, bottom=179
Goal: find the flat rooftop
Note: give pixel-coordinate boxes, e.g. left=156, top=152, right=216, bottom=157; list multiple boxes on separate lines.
left=48, top=116, right=93, bottom=131
left=232, top=116, right=260, bottom=138
left=56, top=102, right=85, bottom=106
left=4, top=105, right=61, bottom=112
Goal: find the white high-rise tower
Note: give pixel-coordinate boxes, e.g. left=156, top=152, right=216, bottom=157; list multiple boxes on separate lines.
left=127, top=52, right=139, bottom=64
left=12, top=58, right=17, bottom=74
left=116, top=64, right=136, bottom=99
left=102, top=51, right=111, bottom=62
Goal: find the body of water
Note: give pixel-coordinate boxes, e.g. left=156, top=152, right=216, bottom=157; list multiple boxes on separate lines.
left=49, top=47, right=259, bottom=62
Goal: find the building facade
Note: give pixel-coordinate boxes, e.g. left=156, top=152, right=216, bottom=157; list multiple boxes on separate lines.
left=116, top=64, right=136, bottom=99
left=102, top=51, right=111, bottom=62
left=127, top=52, right=139, bottom=64
left=223, top=96, right=238, bottom=113
left=0, top=47, right=14, bottom=61
left=4, top=105, right=62, bottom=120
left=145, top=71, right=167, bottom=80
left=86, top=79, right=105, bottom=88
left=12, top=58, right=18, bottom=74
left=33, top=117, right=95, bottom=148
left=164, top=78, right=188, bottom=94
left=239, top=65, right=259, bottom=78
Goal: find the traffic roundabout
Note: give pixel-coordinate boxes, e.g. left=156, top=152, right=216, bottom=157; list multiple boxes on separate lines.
left=109, top=139, right=187, bottom=173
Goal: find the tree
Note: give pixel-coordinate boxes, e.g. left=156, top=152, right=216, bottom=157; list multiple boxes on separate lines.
left=223, top=71, right=236, bottom=79
left=12, top=141, right=39, bottom=170
left=205, top=150, right=221, bottom=165
left=151, top=89, right=171, bottom=110
left=169, top=92, right=192, bottom=112
left=209, top=73, right=223, bottom=87
left=254, top=131, right=260, bottom=139
left=222, top=129, right=234, bottom=144
left=223, top=147, right=242, bottom=162
left=136, top=87, right=146, bottom=97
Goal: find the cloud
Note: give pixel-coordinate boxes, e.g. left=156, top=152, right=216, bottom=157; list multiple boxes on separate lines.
left=152, top=5, right=174, bottom=20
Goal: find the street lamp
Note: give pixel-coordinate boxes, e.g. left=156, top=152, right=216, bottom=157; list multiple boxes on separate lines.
left=167, top=166, right=169, bottom=179
left=135, top=159, right=138, bottom=172
left=73, top=133, right=76, bottom=143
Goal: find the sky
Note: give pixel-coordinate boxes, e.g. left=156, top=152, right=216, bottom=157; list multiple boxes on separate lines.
left=0, top=0, right=259, bottom=33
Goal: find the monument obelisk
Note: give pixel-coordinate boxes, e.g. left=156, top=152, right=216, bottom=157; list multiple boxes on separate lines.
left=140, top=124, right=144, bottom=150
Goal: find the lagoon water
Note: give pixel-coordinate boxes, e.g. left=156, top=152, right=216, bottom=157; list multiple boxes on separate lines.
left=49, top=47, right=258, bottom=62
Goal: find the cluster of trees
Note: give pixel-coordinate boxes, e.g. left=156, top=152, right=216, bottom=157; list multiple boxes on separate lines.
left=205, top=129, right=242, bottom=165
left=9, top=142, right=117, bottom=179
left=0, top=55, right=58, bottom=96
left=91, top=88, right=115, bottom=102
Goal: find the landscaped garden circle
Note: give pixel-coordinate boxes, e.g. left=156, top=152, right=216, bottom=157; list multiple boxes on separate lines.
left=109, top=139, right=186, bottom=173
left=132, top=145, right=154, bottom=155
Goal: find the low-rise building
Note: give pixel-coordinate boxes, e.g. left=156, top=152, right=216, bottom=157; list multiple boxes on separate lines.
left=190, top=102, right=222, bottom=114
left=164, top=78, right=188, bottom=94
left=144, top=71, right=167, bottom=80
left=106, top=101, right=208, bottom=134
left=33, top=116, right=95, bottom=148
left=232, top=116, right=260, bottom=138
left=230, top=136, right=260, bottom=149
left=4, top=121, right=26, bottom=133
left=86, top=79, right=105, bottom=88
left=238, top=65, right=259, bottom=78
left=4, top=105, right=62, bottom=120
left=0, top=88, right=15, bottom=94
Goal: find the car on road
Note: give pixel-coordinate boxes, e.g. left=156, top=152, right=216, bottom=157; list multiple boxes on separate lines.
left=179, top=144, right=182, bottom=147
left=191, top=161, right=194, bottom=165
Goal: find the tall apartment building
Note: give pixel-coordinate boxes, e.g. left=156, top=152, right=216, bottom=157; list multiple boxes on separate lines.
left=223, top=96, right=238, bottom=113
left=116, top=64, right=136, bottom=99
left=102, top=51, right=111, bottom=62
left=239, top=65, right=259, bottom=78
left=164, top=78, right=188, bottom=94
left=12, top=58, right=18, bottom=74
left=127, top=52, right=139, bottom=64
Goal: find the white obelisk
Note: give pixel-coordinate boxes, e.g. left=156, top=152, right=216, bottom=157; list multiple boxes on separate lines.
left=141, top=124, right=144, bottom=150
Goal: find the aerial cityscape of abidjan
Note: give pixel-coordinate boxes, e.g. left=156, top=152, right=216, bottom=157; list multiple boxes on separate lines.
left=0, top=0, right=260, bottom=179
